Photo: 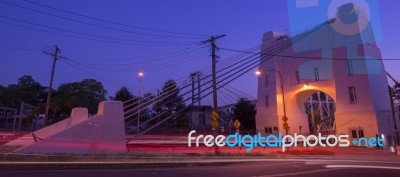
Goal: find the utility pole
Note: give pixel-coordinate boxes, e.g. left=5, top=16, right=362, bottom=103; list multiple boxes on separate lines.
left=197, top=72, right=201, bottom=107
left=388, top=86, right=399, bottom=145
left=190, top=72, right=202, bottom=106
left=191, top=72, right=196, bottom=106
left=43, top=45, right=61, bottom=127
left=137, top=72, right=144, bottom=137
left=203, top=34, right=226, bottom=112
left=203, top=34, right=226, bottom=155
left=386, top=72, right=400, bottom=145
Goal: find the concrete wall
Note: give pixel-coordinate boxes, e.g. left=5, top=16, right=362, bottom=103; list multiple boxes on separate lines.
left=6, top=101, right=126, bottom=154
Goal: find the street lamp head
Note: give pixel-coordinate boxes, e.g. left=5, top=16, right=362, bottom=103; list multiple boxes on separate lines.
left=255, top=70, right=261, bottom=76
left=138, top=72, right=144, bottom=77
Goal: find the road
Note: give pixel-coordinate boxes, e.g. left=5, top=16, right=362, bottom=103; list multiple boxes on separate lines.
left=1, top=159, right=400, bottom=177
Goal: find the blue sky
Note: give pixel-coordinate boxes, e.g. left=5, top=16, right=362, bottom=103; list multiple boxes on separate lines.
left=1, top=0, right=399, bottom=105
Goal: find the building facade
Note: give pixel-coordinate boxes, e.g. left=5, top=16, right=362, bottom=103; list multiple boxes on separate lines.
left=256, top=4, right=394, bottom=148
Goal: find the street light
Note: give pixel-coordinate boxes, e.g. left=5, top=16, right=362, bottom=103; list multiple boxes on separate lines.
left=137, top=72, right=143, bottom=137
left=256, top=69, right=288, bottom=135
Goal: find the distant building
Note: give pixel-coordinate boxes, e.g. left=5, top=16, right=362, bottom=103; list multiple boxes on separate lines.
left=0, top=102, right=36, bottom=132
left=187, top=100, right=257, bottom=132
left=187, top=105, right=213, bottom=131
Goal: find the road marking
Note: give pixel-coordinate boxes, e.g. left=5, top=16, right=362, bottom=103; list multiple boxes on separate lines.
left=303, top=159, right=400, bottom=165
left=0, top=162, right=304, bottom=173
left=252, top=168, right=338, bottom=177
left=1, top=158, right=400, bottom=165
left=325, top=165, right=400, bottom=170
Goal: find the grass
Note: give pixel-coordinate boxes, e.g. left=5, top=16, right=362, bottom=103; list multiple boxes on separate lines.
left=272, top=148, right=335, bottom=155
left=0, top=152, right=192, bottom=162
left=0, top=145, right=21, bottom=153
left=0, top=145, right=190, bottom=162
left=0, top=145, right=335, bottom=162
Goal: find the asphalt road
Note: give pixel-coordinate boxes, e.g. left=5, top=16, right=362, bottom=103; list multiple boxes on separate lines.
left=1, top=159, right=400, bottom=177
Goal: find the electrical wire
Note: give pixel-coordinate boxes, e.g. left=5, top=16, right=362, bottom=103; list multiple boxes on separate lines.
left=0, top=0, right=207, bottom=40
left=61, top=47, right=208, bottom=71
left=117, top=20, right=331, bottom=137
left=20, top=0, right=213, bottom=37
left=220, top=48, right=400, bottom=61
left=0, top=20, right=190, bottom=47
left=0, top=15, right=199, bottom=46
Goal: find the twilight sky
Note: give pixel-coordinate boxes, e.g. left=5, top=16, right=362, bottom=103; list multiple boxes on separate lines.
left=1, top=0, right=399, bottom=106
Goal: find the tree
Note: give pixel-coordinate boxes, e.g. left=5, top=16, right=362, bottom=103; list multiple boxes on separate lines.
left=32, top=79, right=107, bottom=121
left=0, top=75, right=46, bottom=108
left=0, top=85, right=6, bottom=107
left=114, top=87, right=138, bottom=126
left=56, top=79, right=107, bottom=115
left=114, top=87, right=134, bottom=102
left=141, top=92, right=155, bottom=120
left=233, top=97, right=257, bottom=130
left=0, top=76, right=107, bottom=124
left=153, top=79, right=186, bottom=128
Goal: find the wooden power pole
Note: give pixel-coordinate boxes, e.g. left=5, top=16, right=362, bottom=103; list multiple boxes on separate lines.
left=203, top=34, right=226, bottom=155
left=203, top=34, right=226, bottom=112
left=43, top=45, right=61, bottom=127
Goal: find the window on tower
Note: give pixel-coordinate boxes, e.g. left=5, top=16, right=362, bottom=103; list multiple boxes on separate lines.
left=347, top=60, right=354, bottom=75
left=348, top=86, right=357, bottom=104
left=314, top=67, right=319, bottom=81
left=296, top=70, right=301, bottom=83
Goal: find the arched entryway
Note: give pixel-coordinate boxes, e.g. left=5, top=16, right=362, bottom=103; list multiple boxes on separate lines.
left=303, top=91, right=336, bottom=135
left=286, top=88, right=336, bottom=135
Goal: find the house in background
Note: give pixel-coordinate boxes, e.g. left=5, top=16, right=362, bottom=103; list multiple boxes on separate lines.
left=187, top=105, right=213, bottom=132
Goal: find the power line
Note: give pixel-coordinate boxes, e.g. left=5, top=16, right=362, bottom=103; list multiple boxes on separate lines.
left=218, top=87, right=236, bottom=105
left=122, top=20, right=329, bottom=130
left=122, top=44, right=266, bottom=121
left=59, top=59, right=137, bottom=89
left=226, top=85, right=256, bottom=100
left=187, top=19, right=332, bottom=110
left=130, top=23, right=308, bottom=125
left=220, top=47, right=400, bottom=61
left=123, top=77, right=193, bottom=120
left=0, top=0, right=207, bottom=40
left=60, top=55, right=198, bottom=115
left=127, top=19, right=333, bottom=137
left=65, top=45, right=206, bottom=62
left=202, top=34, right=226, bottom=115
left=0, top=20, right=191, bottom=47
left=0, top=15, right=199, bottom=46
left=0, top=46, right=40, bottom=52
left=0, top=42, right=46, bottom=48
left=153, top=27, right=306, bottom=113
left=215, top=21, right=332, bottom=96
left=20, top=0, right=213, bottom=37
left=61, top=48, right=209, bottom=73
left=63, top=46, right=207, bottom=67
left=43, top=45, right=61, bottom=127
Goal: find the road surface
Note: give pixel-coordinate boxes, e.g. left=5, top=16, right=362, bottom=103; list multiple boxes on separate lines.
left=1, top=159, right=400, bottom=177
